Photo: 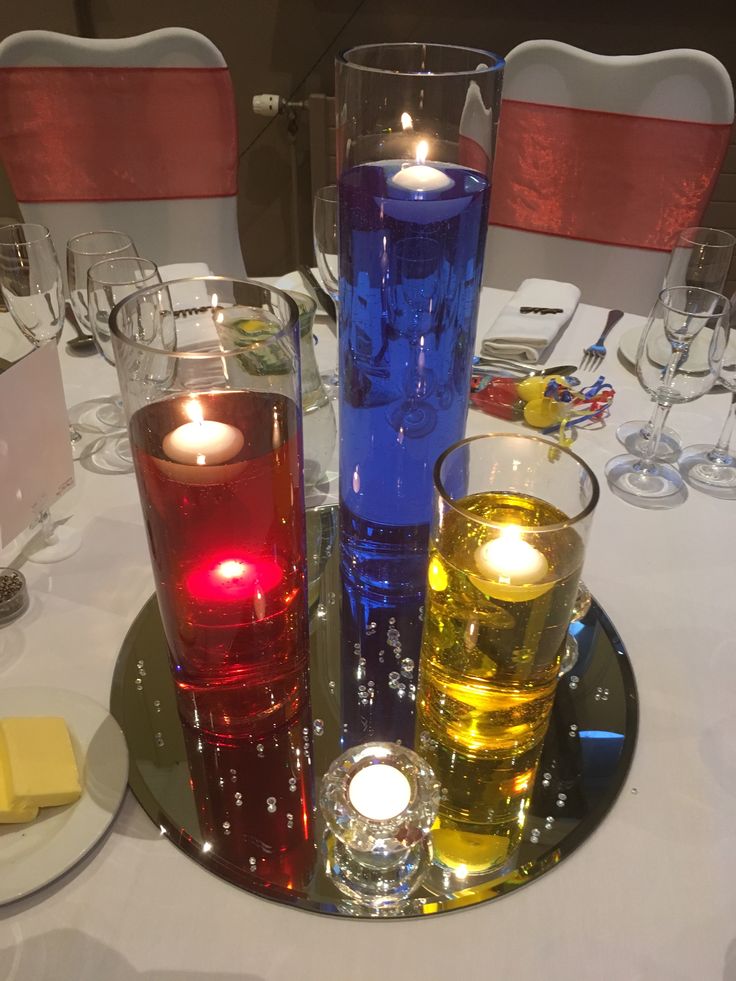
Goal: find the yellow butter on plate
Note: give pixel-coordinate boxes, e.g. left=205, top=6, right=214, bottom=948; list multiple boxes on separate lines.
left=0, top=717, right=81, bottom=823
left=0, top=767, right=38, bottom=823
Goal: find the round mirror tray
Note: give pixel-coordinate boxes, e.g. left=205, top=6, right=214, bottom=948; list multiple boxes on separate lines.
left=111, top=504, right=638, bottom=919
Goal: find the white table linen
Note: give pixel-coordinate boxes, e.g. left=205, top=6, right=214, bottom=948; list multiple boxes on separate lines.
left=0, top=287, right=734, bottom=981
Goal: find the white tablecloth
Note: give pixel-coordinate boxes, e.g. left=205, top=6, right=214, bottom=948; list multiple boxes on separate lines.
left=1, top=288, right=734, bottom=981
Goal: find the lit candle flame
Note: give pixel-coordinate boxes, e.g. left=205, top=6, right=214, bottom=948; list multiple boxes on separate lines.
left=185, top=398, right=204, bottom=425
left=416, top=139, right=429, bottom=165
left=401, top=111, right=413, bottom=131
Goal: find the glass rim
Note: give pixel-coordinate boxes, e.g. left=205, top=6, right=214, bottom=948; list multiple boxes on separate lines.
left=434, top=433, right=600, bottom=531
left=109, top=275, right=300, bottom=361
left=676, top=227, right=736, bottom=249
left=338, top=42, right=505, bottom=77
left=657, top=285, right=730, bottom=317
left=87, top=255, right=160, bottom=288
left=67, top=230, right=135, bottom=256
left=0, top=222, right=51, bottom=248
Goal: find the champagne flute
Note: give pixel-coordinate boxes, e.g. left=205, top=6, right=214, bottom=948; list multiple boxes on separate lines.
left=617, top=227, right=735, bottom=461
left=388, top=236, right=442, bottom=438
left=0, top=223, right=82, bottom=561
left=67, top=230, right=137, bottom=331
left=0, top=222, right=81, bottom=444
left=313, top=184, right=339, bottom=392
left=87, top=256, right=162, bottom=469
left=606, top=286, right=730, bottom=508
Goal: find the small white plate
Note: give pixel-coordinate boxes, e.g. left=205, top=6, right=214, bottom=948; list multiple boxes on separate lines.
left=618, top=323, right=736, bottom=373
left=0, top=687, right=128, bottom=906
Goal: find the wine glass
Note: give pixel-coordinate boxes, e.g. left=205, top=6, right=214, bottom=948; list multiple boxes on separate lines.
left=313, top=184, right=339, bottom=391
left=67, top=230, right=137, bottom=331
left=0, top=223, right=82, bottom=561
left=617, top=227, right=736, bottom=461
left=678, top=297, right=736, bottom=497
left=606, top=286, right=730, bottom=508
left=87, top=256, right=162, bottom=469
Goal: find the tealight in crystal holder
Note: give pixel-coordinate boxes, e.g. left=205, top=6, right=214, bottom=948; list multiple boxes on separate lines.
left=320, top=742, right=440, bottom=908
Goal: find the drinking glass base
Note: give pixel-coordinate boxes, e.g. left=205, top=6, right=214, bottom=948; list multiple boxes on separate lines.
left=605, top=454, right=687, bottom=509
left=26, top=523, right=82, bottom=563
left=679, top=444, right=736, bottom=499
left=615, top=420, right=681, bottom=463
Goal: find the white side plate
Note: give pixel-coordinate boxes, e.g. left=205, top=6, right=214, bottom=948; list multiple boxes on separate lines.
left=0, top=687, right=128, bottom=906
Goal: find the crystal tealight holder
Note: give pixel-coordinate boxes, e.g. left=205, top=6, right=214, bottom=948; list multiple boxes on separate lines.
left=320, top=742, right=440, bottom=908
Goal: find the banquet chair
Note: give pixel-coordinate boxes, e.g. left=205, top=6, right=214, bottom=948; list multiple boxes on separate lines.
left=0, top=28, right=246, bottom=288
left=484, top=41, right=734, bottom=313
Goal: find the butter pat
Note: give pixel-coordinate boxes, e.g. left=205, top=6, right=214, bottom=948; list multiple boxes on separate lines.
left=0, top=763, right=38, bottom=824
left=0, top=717, right=81, bottom=815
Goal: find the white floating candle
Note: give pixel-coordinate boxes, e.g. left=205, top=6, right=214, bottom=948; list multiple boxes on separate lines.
left=348, top=763, right=412, bottom=822
left=472, top=525, right=551, bottom=603
left=390, top=139, right=453, bottom=193
left=163, top=398, right=244, bottom=467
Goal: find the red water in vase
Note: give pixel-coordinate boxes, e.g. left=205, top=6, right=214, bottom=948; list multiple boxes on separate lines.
left=129, top=390, right=309, bottom=740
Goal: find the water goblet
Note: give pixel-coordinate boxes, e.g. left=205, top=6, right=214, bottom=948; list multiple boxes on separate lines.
left=87, top=256, right=162, bottom=469
left=313, top=184, right=339, bottom=392
left=606, top=286, right=730, bottom=508
left=67, top=230, right=137, bottom=331
left=617, top=227, right=736, bottom=461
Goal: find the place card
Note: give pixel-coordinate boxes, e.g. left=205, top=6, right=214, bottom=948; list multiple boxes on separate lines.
left=0, top=343, right=74, bottom=548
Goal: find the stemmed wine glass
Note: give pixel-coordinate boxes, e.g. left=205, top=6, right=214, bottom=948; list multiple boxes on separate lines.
left=87, top=256, right=162, bottom=470
left=313, top=184, right=339, bottom=392
left=617, top=227, right=735, bottom=461
left=606, top=286, right=730, bottom=508
left=678, top=297, right=736, bottom=497
left=0, top=222, right=82, bottom=561
left=67, top=230, right=137, bottom=331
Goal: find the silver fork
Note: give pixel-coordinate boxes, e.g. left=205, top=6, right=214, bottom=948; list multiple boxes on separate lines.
left=581, top=309, right=624, bottom=371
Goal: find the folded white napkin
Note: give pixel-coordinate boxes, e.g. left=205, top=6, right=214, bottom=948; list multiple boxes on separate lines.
left=158, top=262, right=213, bottom=282
left=481, top=278, right=581, bottom=362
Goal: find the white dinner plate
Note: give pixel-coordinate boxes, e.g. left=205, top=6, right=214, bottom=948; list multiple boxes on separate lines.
left=618, top=323, right=736, bottom=373
left=0, top=687, right=128, bottom=906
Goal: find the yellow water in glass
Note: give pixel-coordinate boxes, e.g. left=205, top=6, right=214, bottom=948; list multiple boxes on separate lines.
left=416, top=491, right=583, bottom=867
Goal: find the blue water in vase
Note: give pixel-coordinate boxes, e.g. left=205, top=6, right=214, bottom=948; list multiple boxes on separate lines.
left=338, top=161, right=489, bottom=591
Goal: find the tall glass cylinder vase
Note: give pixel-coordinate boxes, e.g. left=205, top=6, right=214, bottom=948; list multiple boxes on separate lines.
left=110, top=278, right=308, bottom=742
left=335, top=43, right=504, bottom=593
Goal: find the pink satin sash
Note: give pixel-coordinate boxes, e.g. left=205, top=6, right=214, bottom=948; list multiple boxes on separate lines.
left=0, top=66, right=238, bottom=202
left=489, top=99, right=731, bottom=250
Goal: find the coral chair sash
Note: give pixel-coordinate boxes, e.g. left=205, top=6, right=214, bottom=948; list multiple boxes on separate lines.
left=0, top=66, right=238, bottom=202
left=489, top=99, right=731, bottom=251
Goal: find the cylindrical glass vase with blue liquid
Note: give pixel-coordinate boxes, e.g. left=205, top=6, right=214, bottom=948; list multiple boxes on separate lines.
left=336, top=44, right=504, bottom=595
